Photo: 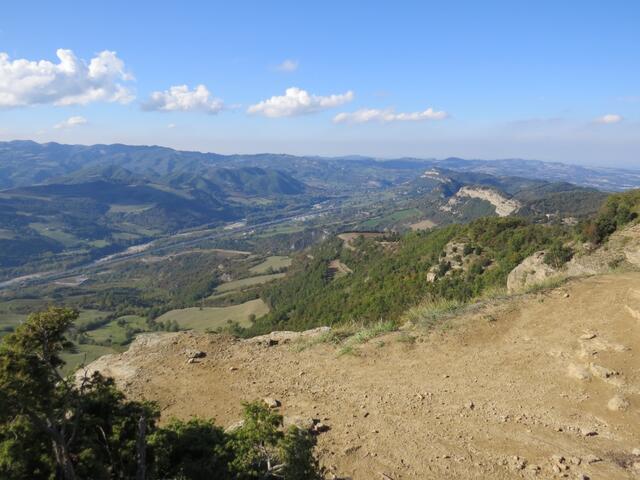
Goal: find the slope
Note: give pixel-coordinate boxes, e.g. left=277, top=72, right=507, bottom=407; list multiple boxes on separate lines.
left=83, top=271, right=640, bottom=479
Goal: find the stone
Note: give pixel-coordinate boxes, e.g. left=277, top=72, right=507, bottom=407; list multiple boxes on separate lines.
left=314, top=422, right=330, bottom=433
left=263, top=397, right=281, bottom=408
left=184, top=349, right=206, bottom=359
left=583, top=454, right=601, bottom=464
left=607, top=394, right=630, bottom=411
left=283, top=415, right=315, bottom=431
left=632, top=448, right=640, bottom=456
left=580, top=427, right=598, bottom=437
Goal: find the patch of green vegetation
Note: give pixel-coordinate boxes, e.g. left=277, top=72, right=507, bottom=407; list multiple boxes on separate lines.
left=59, top=343, right=119, bottom=375
left=215, top=273, right=286, bottom=293
left=86, top=315, right=147, bottom=344
left=29, top=222, right=80, bottom=247
left=402, top=298, right=467, bottom=329
left=257, top=225, right=305, bottom=238
left=250, top=256, right=292, bottom=274
left=254, top=216, right=569, bottom=335
left=579, top=189, right=640, bottom=244
left=88, top=239, right=110, bottom=248
left=524, top=275, right=568, bottom=294
left=348, top=320, right=397, bottom=345
left=156, top=299, right=269, bottom=331
left=107, top=203, right=154, bottom=214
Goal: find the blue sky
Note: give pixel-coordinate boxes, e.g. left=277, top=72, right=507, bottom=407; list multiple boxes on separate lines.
left=0, top=1, right=638, bottom=166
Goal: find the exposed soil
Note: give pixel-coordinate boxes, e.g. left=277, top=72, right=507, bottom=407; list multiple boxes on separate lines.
left=84, top=272, right=640, bottom=479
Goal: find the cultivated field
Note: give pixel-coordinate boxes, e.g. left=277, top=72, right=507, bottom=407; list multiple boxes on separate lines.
left=215, top=273, right=285, bottom=293
left=155, top=299, right=269, bottom=330
left=249, top=256, right=292, bottom=274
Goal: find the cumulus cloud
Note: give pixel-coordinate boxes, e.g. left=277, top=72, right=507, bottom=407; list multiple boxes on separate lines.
left=275, top=59, right=298, bottom=72
left=248, top=87, right=354, bottom=118
left=54, top=116, right=88, bottom=129
left=142, top=84, right=223, bottom=113
left=334, top=107, right=448, bottom=124
left=595, top=113, right=623, bottom=124
left=0, top=49, right=134, bottom=107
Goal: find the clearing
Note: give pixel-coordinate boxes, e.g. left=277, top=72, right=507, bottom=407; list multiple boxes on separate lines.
left=409, top=219, right=437, bottom=230
left=215, top=273, right=285, bottom=293
left=155, top=299, right=269, bottom=330
left=250, top=256, right=292, bottom=274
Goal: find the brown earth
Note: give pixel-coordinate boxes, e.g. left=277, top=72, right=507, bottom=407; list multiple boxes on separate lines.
left=83, top=272, right=640, bottom=479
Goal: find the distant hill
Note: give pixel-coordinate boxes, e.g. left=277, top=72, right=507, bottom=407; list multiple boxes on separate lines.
left=0, top=140, right=637, bottom=279
left=2, top=140, right=639, bottom=191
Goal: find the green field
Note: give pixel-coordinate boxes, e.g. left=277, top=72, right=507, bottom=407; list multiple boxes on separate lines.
left=86, top=315, right=147, bottom=344
left=156, top=299, right=269, bottom=330
left=215, top=273, right=286, bottom=293
left=108, top=203, right=155, bottom=214
left=60, top=344, right=119, bottom=375
left=29, top=222, right=81, bottom=247
left=257, top=225, right=305, bottom=238
left=250, top=256, right=292, bottom=274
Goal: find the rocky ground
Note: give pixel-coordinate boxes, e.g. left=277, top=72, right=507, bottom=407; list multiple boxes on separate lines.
left=83, top=272, right=640, bottom=479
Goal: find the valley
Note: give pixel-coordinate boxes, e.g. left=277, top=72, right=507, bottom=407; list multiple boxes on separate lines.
left=1, top=142, right=639, bottom=378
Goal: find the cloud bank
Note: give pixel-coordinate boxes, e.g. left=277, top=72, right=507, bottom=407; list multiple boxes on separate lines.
left=334, top=107, right=448, bottom=124
left=248, top=87, right=354, bottom=118
left=142, top=84, right=224, bottom=113
left=0, top=49, right=134, bottom=107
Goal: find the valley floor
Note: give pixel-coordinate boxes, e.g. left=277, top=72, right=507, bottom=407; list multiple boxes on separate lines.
left=84, top=272, right=640, bottom=479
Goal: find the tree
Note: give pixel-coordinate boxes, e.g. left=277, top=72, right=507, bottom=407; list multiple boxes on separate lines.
left=0, top=307, right=157, bottom=480
left=149, top=418, right=232, bottom=480
left=228, top=402, right=322, bottom=479
left=0, top=308, right=324, bottom=479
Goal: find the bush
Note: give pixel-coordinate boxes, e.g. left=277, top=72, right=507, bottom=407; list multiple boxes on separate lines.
left=544, top=241, right=573, bottom=269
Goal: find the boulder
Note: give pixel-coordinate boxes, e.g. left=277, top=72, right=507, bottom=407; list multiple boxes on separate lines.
left=507, top=251, right=560, bottom=293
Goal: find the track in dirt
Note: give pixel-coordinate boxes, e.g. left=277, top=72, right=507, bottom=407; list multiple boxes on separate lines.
left=85, top=273, right=640, bottom=479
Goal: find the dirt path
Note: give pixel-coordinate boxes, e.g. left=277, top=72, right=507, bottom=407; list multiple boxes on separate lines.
left=85, top=272, right=640, bottom=479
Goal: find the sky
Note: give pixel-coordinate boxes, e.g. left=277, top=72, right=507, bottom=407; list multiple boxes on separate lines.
left=0, top=1, right=638, bottom=167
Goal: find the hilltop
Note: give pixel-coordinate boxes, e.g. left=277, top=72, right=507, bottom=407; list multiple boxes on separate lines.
left=84, top=271, right=640, bottom=479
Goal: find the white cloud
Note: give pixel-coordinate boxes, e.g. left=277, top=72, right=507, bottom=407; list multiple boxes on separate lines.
left=248, top=87, right=354, bottom=118
left=334, top=107, right=448, bottom=124
left=167, top=123, right=176, bottom=129
left=276, top=59, right=298, bottom=72
left=0, top=49, right=134, bottom=107
left=595, top=113, right=623, bottom=124
left=142, top=84, right=223, bottom=114
left=53, top=116, right=88, bottom=129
